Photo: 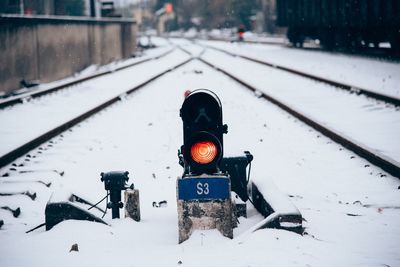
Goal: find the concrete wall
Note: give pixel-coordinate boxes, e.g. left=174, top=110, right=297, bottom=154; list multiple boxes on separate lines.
left=0, top=15, right=137, bottom=94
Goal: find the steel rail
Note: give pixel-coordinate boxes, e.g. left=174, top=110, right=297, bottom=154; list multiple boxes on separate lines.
left=0, top=57, right=194, bottom=169
left=0, top=48, right=176, bottom=109
left=205, top=36, right=285, bottom=46
left=204, top=45, right=400, bottom=107
left=205, top=37, right=393, bottom=53
left=199, top=57, right=400, bottom=179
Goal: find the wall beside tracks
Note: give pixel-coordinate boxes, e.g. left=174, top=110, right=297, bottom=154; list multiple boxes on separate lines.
left=0, top=15, right=137, bottom=94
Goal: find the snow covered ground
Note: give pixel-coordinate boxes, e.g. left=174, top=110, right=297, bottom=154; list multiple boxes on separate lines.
left=171, top=40, right=400, bottom=165
left=0, top=47, right=189, bottom=158
left=199, top=40, right=400, bottom=99
left=1, top=39, right=400, bottom=267
left=0, top=41, right=173, bottom=100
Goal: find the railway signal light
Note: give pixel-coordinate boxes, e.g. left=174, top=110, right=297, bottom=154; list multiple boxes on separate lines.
left=165, top=3, right=173, bottom=14
left=179, top=89, right=228, bottom=175
left=177, top=89, right=233, bottom=243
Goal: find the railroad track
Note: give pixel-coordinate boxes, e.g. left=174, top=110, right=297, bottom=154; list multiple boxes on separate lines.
left=1, top=44, right=399, bottom=266
left=3, top=44, right=398, bottom=181
left=194, top=54, right=400, bottom=179
left=175, top=45, right=400, bottom=179
left=202, top=36, right=398, bottom=63
left=1, top=49, right=303, bottom=237
left=0, top=56, right=194, bottom=169
left=201, top=44, right=400, bottom=107
left=205, top=36, right=286, bottom=46
left=0, top=48, right=175, bottom=110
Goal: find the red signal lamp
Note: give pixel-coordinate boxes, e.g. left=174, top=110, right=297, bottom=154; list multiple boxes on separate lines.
left=165, top=3, right=173, bottom=14
left=190, top=141, right=218, bottom=164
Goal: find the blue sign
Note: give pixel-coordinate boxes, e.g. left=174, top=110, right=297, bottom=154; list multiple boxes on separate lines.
left=178, top=177, right=230, bottom=201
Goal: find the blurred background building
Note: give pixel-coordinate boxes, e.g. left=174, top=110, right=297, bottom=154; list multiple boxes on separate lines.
left=0, top=0, right=87, bottom=16
left=0, top=0, right=280, bottom=33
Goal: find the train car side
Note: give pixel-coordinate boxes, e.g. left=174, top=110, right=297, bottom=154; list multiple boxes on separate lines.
left=276, top=0, right=400, bottom=52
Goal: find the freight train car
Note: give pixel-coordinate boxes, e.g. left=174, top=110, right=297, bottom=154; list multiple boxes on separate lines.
left=276, top=0, right=400, bottom=52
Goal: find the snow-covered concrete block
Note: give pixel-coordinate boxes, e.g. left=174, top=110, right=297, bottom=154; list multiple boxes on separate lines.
left=176, top=176, right=234, bottom=243
left=177, top=199, right=233, bottom=243
left=124, top=189, right=141, bottom=222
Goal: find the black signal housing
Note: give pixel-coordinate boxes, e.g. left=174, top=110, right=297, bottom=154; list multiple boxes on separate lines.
left=180, top=89, right=228, bottom=175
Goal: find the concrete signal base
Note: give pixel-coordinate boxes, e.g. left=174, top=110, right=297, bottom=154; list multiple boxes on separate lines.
left=177, top=199, right=234, bottom=243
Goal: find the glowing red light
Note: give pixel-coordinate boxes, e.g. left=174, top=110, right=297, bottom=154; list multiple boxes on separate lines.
left=190, top=141, right=217, bottom=164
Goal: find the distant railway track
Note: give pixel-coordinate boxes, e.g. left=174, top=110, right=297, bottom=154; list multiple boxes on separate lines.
left=0, top=56, right=194, bottom=169
left=202, top=36, right=397, bottom=59
left=203, top=44, right=400, bottom=107
left=0, top=48, right=175, bottom=110
left=205, top=36, right=285, bottom=46
left=191, top=51, right=400, bottom=179
left=3, top=44, right=399, bottom=181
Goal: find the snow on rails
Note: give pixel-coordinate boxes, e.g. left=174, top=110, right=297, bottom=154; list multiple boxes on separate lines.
left=0, top=47, right=175, bottom=110
left=1, top=38, right=399, bottom=266
left=0, top=46, right=301, bottom=240
left=0, top=54, right=193, bottom=168
left=201, top=42, right=400, bottom=107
